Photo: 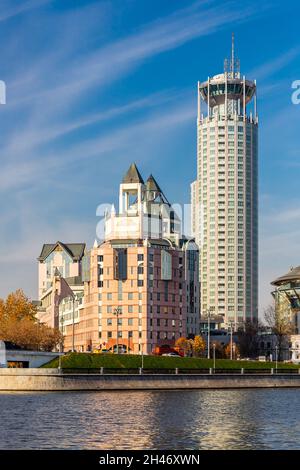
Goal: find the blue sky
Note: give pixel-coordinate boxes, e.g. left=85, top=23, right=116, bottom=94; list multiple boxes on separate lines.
left=0, top=0, right=300, bottom=316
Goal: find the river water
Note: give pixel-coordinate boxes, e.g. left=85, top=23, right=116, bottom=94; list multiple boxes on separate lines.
left=0, top=389, right=299, bottom=450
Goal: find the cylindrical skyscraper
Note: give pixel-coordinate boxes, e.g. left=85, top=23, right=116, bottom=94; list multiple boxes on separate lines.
left=192, top=36, right=258, bottom=328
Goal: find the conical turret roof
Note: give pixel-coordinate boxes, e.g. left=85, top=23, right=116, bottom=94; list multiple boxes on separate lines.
left=146, top=174, right=163, bottom=193
left=122, top=163, right=144, bottom=184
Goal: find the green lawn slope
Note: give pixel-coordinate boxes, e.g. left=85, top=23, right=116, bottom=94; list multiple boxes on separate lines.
left=42, top=352, right=299, bottom=370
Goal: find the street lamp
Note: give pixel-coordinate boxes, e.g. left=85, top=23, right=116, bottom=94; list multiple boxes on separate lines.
left=71, top=296, right=75, bottom=352
left=275, top=345, right=278, bottom=373
left=59, top=315, right=64, bottom=372
left=113, top=307, right=122, bottom=354
left=213, top=343, right=216, bottom=372
left=59, top=314, right=65, bottom=352
left=206, top=309, right=211, bottom=359
left=230, top=324, right=233, bottom=360
left=226, top=321, right=234, bottom=360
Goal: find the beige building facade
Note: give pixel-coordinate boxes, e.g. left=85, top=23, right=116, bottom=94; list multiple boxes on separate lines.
left=191, top=40, right=258, bottom=328
left=37, top=242, right=86, bottom=336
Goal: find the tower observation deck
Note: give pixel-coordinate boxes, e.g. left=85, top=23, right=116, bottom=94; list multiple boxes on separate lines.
left=198, top=34, right=257, bottom=122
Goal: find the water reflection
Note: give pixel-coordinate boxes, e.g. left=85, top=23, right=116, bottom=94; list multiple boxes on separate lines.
left=0, top=390, right=299, bottom=449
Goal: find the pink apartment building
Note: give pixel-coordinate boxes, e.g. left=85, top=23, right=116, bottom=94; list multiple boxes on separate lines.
left=37, top=163, right=200, bottom=353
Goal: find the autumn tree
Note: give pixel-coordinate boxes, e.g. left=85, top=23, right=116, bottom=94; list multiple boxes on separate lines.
left=0, top=289, right=63, bottom=351
left=191, top=335, right=206, bottom=357
left=0, top=289, right=37, bottom=322
left=210, top=341, right=225, bottom=359
left=224, top=342, right=240, bottom=359
left=175, top=337, right=193, bottom=357
left=264, top=303, right=295, bottom=361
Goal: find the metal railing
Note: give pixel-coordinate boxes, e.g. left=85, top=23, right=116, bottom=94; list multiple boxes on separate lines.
left=58, top=367, right=300, bottom=376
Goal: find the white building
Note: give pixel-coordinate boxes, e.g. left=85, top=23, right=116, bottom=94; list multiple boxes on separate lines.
left=191, top=36, right=258, bottom=327
left=190, top=180, right=200, bottom=240
left=290, top=335, right=300, bottom=363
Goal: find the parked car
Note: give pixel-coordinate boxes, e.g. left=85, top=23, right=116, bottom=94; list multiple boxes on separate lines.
left=162, top=352, right=181, bottom=357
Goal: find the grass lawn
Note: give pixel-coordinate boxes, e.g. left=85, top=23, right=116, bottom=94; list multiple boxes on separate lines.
left=42, top=353, right=300, bottom=370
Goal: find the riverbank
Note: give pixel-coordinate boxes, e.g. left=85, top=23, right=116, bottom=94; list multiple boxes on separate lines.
left=1, top=368, right=300, bottom=391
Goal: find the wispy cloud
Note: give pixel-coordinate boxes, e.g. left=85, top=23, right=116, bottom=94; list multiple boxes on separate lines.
left=249, top=46, right=300, bottom=81
left=0, top=0, right=50, bottom=22
left=0, top=0, right=272, bottom=299
left=1, top=0, right=260, bottom=191
left=0, top=92, right=195, bottom=192
left=9, top=0, right=257, bottom=109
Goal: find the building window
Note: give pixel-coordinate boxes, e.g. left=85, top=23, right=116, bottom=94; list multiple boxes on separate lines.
left=107, top=318, right=112, bottom=326
left=128, top=305, right=133, bottom=313
left=138, top=254, right=144, bottom=261
left=138, top=280, right=144, bottom=287
left=128, top=318, right=133, bottom=326
left=138, top=266, right=144, bottom=275
left=164, top=281, right=168, bottom=302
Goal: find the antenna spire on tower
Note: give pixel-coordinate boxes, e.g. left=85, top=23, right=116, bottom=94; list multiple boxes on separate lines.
left=231, top=32, right=235, bottom=75
left=224, top=32, right=240, bottom=77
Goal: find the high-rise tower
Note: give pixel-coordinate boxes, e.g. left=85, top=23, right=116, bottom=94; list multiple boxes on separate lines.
left=192, top=35, right=258, bottom=327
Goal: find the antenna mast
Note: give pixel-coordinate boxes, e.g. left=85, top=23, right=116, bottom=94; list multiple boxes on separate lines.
left=231, top=32, right=235, bottom=76
left=224, top=33, right=240, bottom=77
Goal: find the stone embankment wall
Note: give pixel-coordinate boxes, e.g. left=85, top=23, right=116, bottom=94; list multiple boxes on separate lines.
left=0, top=369, right=300, bottom=391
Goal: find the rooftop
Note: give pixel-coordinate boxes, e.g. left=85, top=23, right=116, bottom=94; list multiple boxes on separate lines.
left=271, top=266, right=300, bottom=286
left=38, top=242, right=86, bottom=262
left=122, top=163, right=144, bottom=184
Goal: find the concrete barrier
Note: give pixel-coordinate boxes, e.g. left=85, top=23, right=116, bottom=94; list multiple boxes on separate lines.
left=0, top=368, right=60, bottom=375
left=5, top=350, right=59, bottom=368
left=1, top=370, right=300, bottom=391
